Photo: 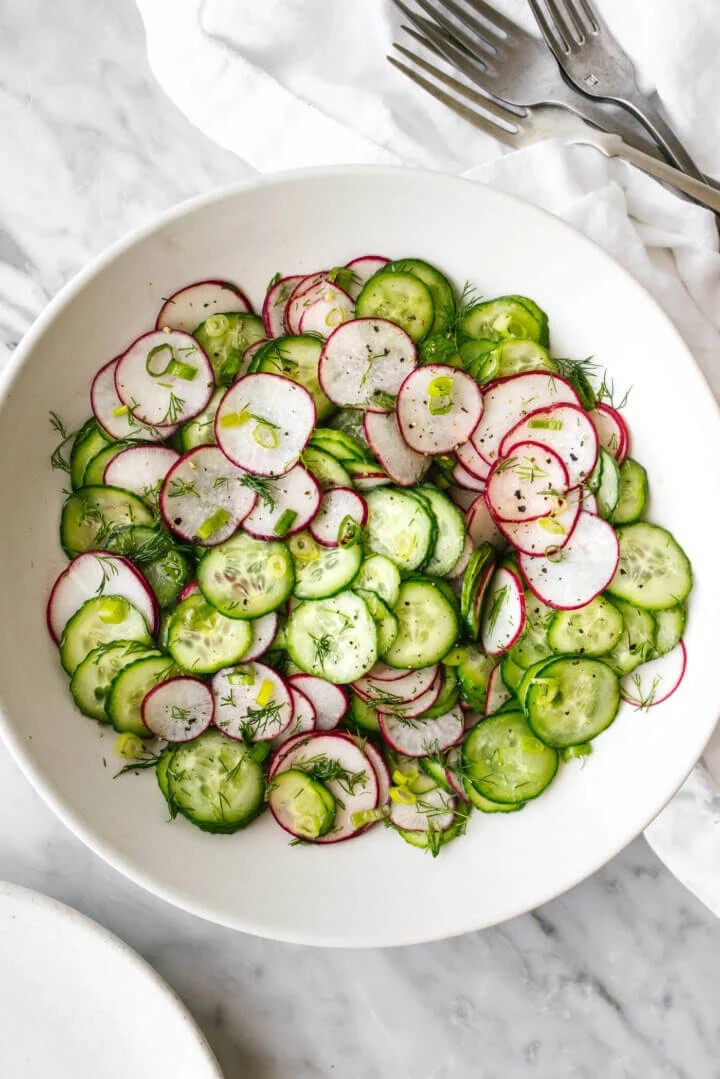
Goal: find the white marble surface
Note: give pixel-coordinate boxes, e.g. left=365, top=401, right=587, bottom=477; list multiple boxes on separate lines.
left=1, top=1, right=719, bottom=1076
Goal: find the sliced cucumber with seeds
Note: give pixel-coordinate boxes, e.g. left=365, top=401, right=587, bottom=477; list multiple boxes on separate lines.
left=167, top=729, right=266, bottom=833
left=460, top=543, right=495, bottom=639
left=70, top=641, right=160, bottom=720
left=355, top=588, right=398, bottom=655
left=198, top=532, right=294, bottom=619
left=603, top=599, right=656, bottom=675
left=268, top=768, right=337, bottom=839
left=290, top=533, right=363, bottom=599
left=525, top=656, right=620, bottom=748
left=286, top=590, right=378, bottom=683
left=353, top=554, right=401, bottom=608
left=60, top=595, right=153, bottom=674
left=310, top=428, right=370, bottom=463
left=463, top=711, right=558, bottom=804
left=456, top=646, right=497, bottom=711
left=592, top=448, right=621, bottom=519
left=459, top=297, right=545, bottom=346
left=61, top=486, right=155, bottom=557
left=194, top=312, right=266, bottom=384
left=356, top=270, right=434, bottom=342
left=481, top=339, right=557, bottom=382
left=71, top=419, right=110, bottom=489
left=301, top=446, right=352, bottom=490
left=611, top=458, right=649, bottom=525
left=654, top=605, right=686, bottom=657
left=501, top=654, right=525, bottom=693
left=509, top=593, right=555, bottom=669
left=548, top=595, right=624, bottom=657
left=107, top=655, right=180, bottom=736
left=364, top=487, right=434, bottom=572
left=167, top=593, right=253, bottom=673
left=425, top=665, right=460, bottom=718
left=415, top=485, right=465, bottom=577
left=383, top=258, right=455, bottom=334
left=608, top=522, right=692, bottom=610
left=384, top=578, right=459, bottom=669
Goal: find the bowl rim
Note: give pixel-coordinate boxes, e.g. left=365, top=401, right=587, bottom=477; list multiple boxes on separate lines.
left=1, top=164, right=718, bottom=946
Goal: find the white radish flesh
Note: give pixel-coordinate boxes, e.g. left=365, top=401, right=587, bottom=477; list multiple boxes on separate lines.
left=159, top=446, right=256, bottom=545
left=240, top=611, right=279, bottom=662
left=389, top=785, right=456, bottom=832
left=376, top=673, right=443, bottom=718
left=92, top=359, right=173, bottom=442
left=496, top=485, right=582, bottom=555
left=486, top=441, right=570, bottom=523
left=285, top=273, right=328, bottom=334
left=471, top=372, right=581, bottom=463
left=104, top=445, right=179, bottom=498
left=287, top=674, right=349, bottom=731
left=620, top=641, right=686, bottom=707
left=447, top=534, right=473, bottom=579
left=215, top=373, right=315, bottom=477
left=465, top=493, right=506, bottom=549
left=47, top=552, right=158, bottom=642
left=344, top=255, right=390, bottom=299
left=354, top=664, right=439, bottom=701
left=242, top=463, right=321, bottom=539
left=500, top=403, right=599, bottom=486
left=455, top=439, right=491, bottom=480
left=589, top=403, right=629, bottom=463
left=271, top=687, right=317, bottom=748
left=262, top=274, right=305, bottom=338
left=378, top=707, right=464, bottom=758
left=142, top=676, right=214, bottom=741
left=363, top=411, right=429, bottom=487
left=518, top=511, right=620, bottom=610
left=115, top=330, right=214, bottom=427
left=485, top=664, right=512, bottom=714
left=298, top=285, right=355, bottom=338
left=361, top=740, right=391, bottom=806
left=309, top=488, right=367, bottom=547
left=450, top=460, right=486, bottom=492
left=397, top=365, right=483, bottom=454
left=212, top=662, right=293, bottom=741
left=319, top=318, right=417, bottom=409
left=156, top=280, right=251, bottom=333
left=480, top=566, right=526, bottom=655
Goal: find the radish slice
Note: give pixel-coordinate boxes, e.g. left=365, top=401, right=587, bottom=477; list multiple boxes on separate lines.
left=471, top=373, right=581, bottom=463
left=455, top=439, right=491, bottom=480
left=496, top=485, right=583, bottom=555
left=390, top=786, right=456, bottom=832
left=499, top=403, right=599, bottom=486
left=271, top=686, right=317, bottom=748
left=156, top=280, right=251, bottom=333
left=269, top=732, right=379, bottom=843
left=319, top=318, right=417, bottom=409
left=115, top=330, right=214, bottom=427
left=142, top=676, right=214, bottom=742
left=620, top=641, right=686, bottom=708
left=376, top=673, right=443, bottom=718
left=397, top=365, right=483, bottom=454
left=361, top=661, right=414, bottom=683
left=179, top=581, right=200, bottom=601
left=360, top=740, right=391, bottom=806
left=104, top=445, right=179, bottom=499
left=262, top=274, right=305, bottom=338
left=448, top=485, right=479, bottom=512
left=589, top=402, right=629, bottom=463
left=450, top=460, right=486, bottom=492
left=444, top=748, right=470, bottom=803
left=47, top=551, right=158, bottom=642
left=159, top=446, right=256, bottom=545
left=583, top=490, right=599, bottom=514
left=215, top=372, right=315, bottom=477
left=448, top=534, right=473, bottom=579
left=486, top=441, right=569, bottom=523
left=480, top=566, right=526, bottom=655
left=240, top=611, right=279, bottom=662
left=485, top=664, right=512, bottom=714
left=518, top=511, right=620, bottom=610
left=309, top=488, right=367, bottom=547
left=466, top=493, right=505, bottom=549
left=237, top=339, right=268, bottom=380
left=344, top=254, right=390, bottom=299
left=354, top=664, right=439, bottom=701
left=287, top=674, right=349, bottom=731
left=242, top=463, right=320, bottom=539
left=298, top=285, right=354, bottom=338
left=212, top=662, right=293, bottom=741
left=91, top=358, right=173, bottom=442
left=285, top=272, right=328, bottom=334
left=378, top=707, right=464, bottom=758
left=351, top=469, right=392, bottom=491
left=363, top=411, right=429, bottom=486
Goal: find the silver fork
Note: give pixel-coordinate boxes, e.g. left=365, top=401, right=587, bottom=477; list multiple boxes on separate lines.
left=387, top=46, right=720, bottom=213
left=526, top=0, right=705, bottom=179
left=392, top=0, right=658, bottom=156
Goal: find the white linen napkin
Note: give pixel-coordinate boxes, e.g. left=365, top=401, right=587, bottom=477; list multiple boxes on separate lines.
left=136, top=0, right=720, bottom=914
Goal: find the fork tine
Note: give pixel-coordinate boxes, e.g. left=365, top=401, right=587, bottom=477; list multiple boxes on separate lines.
left=387, top=54, right=519, bottom=148
left=402, top=11, right=476, bottom=57
left=429, top=0, right=505, bottom=51
left=399, top=15, right=498, bottom=88
left=545, top=0, right=579, bottom=48
left=563, top=0, right=600, bottom=34
left=526, top=0, right=571, bottom=54
left=461, top=0, right=523, bottom=39
left=402, top=0, right=496, bottom=60
left=392, top=0, right=487, bottom=61
left=390, top=44, right=523, bottom=127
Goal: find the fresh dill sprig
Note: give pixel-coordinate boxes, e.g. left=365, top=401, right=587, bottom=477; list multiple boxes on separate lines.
left=162, top=392, right=186, bottom=425
left=167, top=477, right=199, bottom=499
left=49, top=411, right=77, bottom=474
left=93, top=553, right=121, bottom=592
left=238, top=473, right=276, bottom=510
left=597, top=371, right=632, bottom=411
left=310, top=633, right=332, bottom=670
left=295, top=752, right=368, bottom=797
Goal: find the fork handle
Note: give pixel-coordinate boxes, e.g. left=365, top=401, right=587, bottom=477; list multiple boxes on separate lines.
left=600, top=135, right=720, bottom=214
left=617, top=90, right=705, bottom=181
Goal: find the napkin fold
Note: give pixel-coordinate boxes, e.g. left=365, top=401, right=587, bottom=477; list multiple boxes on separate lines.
left=135, top=0, right=720, bottom=914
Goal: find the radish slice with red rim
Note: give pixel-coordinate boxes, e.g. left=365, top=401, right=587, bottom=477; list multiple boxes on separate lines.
left=485, top=664, right=512, bottom=715
left=104, top=445, right=179, bottom=499
left=465, top=493, right=505, bottom=549
left=447, top=534, right=473, bottom=579
left=115, top=330, right=214, bottom=427
left=471, top=372, right=581, bottom=463
left=298, top=285, right=354, bottom=338
left=495, top=485, right=582, bottom=555
left=142, top=676, right=214, bottom=742
left=240, top=611, right=279, bottom=662
left=499, top=403, right=599, bottom=487
left=589, top=402, right=629, bottom=463
left=444, top=748, right=470, bottom=803
left=480, top=565, right=526, bottom=655
left=361, top=740, right=391, bottom=806
left=344, top=254, right=390, bottom=299
left=237, top=339, right=267, bottom=380
left=583, top=490, right=599, bottom=514
left=376, top=673, right=443, bottom=718
left=159, top=446, right=256, bottom=545
left=620, top=641, right=686, bottom=708
left=285, top=272, right=328, bottom=334
left=351, top=469, right=392, bottom=491
left=354, top=664, right=439, bottom=701
left=262, top=274, right=305, bottom=338
left=450, top=460, right=486, bottom=492
left=397, top=365, right=483, bottom=454
left=389, top=785, right=456, bottom=832
left=156, top=280, right=251, bottom=333
left=455, top=439, right=491, bottom=480
left=309, top=487, right=367, bottom=547
left=378, top=706, right=464, bottom=757
left=271, top=686, right=317, bottom=748
left=47, top=551, right=158, bottom=642
left=319, top=318, right=417, bottom=409
left=448, top=485, right=480, bottom=512
left=360, top=661, right=413, bottom=683
left=518, top=511, right=620, bottom=610
left=179, top=581, right=200, bottom=601
left=91, top=359, right=173, bottom=442
left=212, top=662, right=293, bottom=741
left=363, top=411, right=429, bottom=486
left=242, top=463, right=320, bottom=539
left=215, top=372, right=316, bottom=477
left=287, top=674, right=349, bottom=731
left=486, top=441, right=569, bottom=523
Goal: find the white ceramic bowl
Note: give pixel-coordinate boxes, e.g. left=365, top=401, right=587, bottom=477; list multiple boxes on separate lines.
left=0, top=167, right=718, bottom=947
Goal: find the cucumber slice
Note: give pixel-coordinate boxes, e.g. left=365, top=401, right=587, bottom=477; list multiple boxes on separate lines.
left=141, top=548, right=194, bottom=609
left=460, top=543, right=496, bottom=638
left=69, top=641, right=160, bottom=720
left=603, top=598, right=656, bottom=675
left=654, top=605, right=686, bottom=657
left=353, top=554, right=401, bottom=607
left=256, top=335, right=334, bottom=422
left=501, top=654, right=525, bottom=693
left=593, top=448, right=621, bottom=519
left=70, top=419, right=110, bottom=489
left=290, top=533, right=363, bottom=599
left=425, top=665, right=460, bottom=718
left=383, top=258, right=455, bottom=334
left=61, top=486, right=155, bottom=557
left=364, top=487, right=434, bottom=572
left=355, top=588, right=398, bottom=654
left=415, top=485, right=466, bottom=577
left=105, top=524, right=193, bottom=609
left=107, top=655, right=180, bottom=736
left=156, top=746, right=176, bottom=812
left=611, top=458, right=649, bottom=525
left=482, top=339, right=557, bottom=382
left=167, top=593, right=253, bottom=673
left=167, top=729, right=266, bottom=833
left=83, top=441, right=133, bottom=487
left=504, top=295, right=550, bottom=344
left=286, top=590, right=378, bottom=683
left=179, top=387, right=224, bottom=451
left=194, top=312, right=266, bottom=384
left=459, top=297, right=545, bottom=345
left=198, top=532, right=294, bottom=618
left=301, top=446, right=352, bottom=490
left=310, top=428, right=370, bottom=463
left=463, top=711, right=558, bottom=803
left=384, top=578, right=459, bottom=669
left=547, top=595, right=624, bottom=657
left=356, top=270, right=434, bottom=342
left=268, top=768, right=337, bottom=839
left=464, top=783, right=524, bottom=813
left=347, top=692, right=380, bottom=733
left=608, top=523, right=692, bottom=610
left=59, top=595, right=153, bottom=674
left=456, top=646, right=497, bottom=711
left=509, top=593, right=555, bottom=668
left=525, top=656, right=620, bottom=748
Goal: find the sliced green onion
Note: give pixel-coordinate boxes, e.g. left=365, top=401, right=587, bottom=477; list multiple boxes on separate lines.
left=538, top=516, right=567, bottom=536
left=203, top=314, right=230, bottom=338
left=219, top=409, right=250, bottom=428
left=98, top=597, right=130, bottom=625
left=562, top=743, right=593, bottom=762
left=267, top=554, right=288, bottom=579
left=145, top=343, right=198, bottom=382
left=324, top=306, right=346, bottom=328
left=389, top=785, right=416, bottom=805
left=351, top=806, right=388, bottom=828
left=529, top=418, right=563, bottom=430
left=227, top=665, right=255, bottom=686
left=114, top=732, right=146, bottom=759
left=273, top=509, right=298, bottom=537
left=545, top=545, right=563, bottom=563
left=337, top=514, right=361, bottom=547
left=197, top=508, right=231, bottom=540
left=289, top=534, right=319, bottom=564
left=249, top=742, right=271, bottom=763
left=112, top=404, right=129, bottom=417
left=256, top=679, right=274, bottom=708
left=428, top=398, right=452, bottom=416
left=253, top=422, right=280, bottom=449
left=427, top=375, right=455, bottom=397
